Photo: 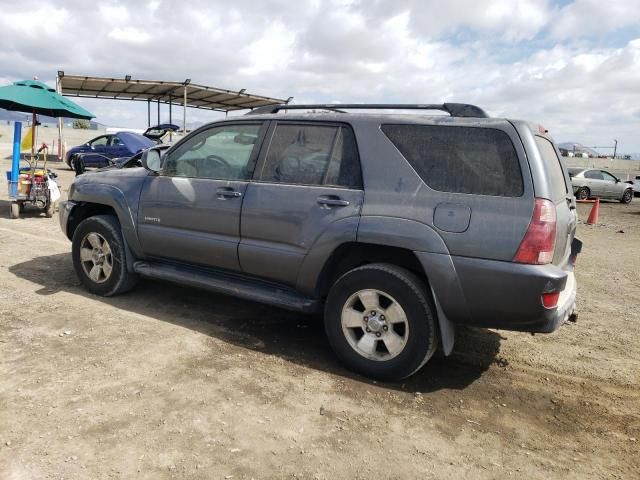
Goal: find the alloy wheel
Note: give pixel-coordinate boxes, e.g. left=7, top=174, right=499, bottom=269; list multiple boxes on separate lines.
left=341, top=289, right=410, bottom=361
left=79, top=232, right=113, bottom=283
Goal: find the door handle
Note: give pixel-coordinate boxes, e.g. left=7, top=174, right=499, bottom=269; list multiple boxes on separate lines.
left=317, top=196, right=350, bottom=207
left=216, top=187, right=242, bottom=199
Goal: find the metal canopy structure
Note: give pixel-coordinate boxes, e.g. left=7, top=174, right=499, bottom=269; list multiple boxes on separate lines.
left=55, top=72, right=288, bottom=144
left=59, top=74, right=286, bottom=112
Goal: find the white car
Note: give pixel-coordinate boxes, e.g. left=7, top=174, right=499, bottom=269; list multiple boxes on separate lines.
left=568, top=168, right=633, bottom=203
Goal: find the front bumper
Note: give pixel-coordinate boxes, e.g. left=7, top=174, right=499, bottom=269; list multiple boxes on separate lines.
left=58, top=200, right=77, bottom=240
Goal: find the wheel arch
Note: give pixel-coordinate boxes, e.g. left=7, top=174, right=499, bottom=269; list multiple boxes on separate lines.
left=314, top=241, right=461, bottom=355
left=69, top=182, right=142, bottom=257
left=66, top=202, right=118, bottom=240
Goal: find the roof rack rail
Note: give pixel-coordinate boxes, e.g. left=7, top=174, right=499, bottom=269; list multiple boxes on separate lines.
left=247, top=103, right=489, bottom=118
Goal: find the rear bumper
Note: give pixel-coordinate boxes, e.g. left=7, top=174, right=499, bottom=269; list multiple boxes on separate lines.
left=449, top=255, right=577, bottom=332
left=415, top=235, right=582, bottom=335
left=538, top=271, right=577, bottom=333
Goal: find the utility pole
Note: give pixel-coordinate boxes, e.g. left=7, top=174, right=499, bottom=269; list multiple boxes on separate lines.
left=586, top=139, right=619, bottom=158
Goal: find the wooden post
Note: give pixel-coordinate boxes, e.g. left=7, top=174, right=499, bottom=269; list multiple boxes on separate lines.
left=32, top=111, right=36, bottom=156
left=56, top=74, right=63, bottom=159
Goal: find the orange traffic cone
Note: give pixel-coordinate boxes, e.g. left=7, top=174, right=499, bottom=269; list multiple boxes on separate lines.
left=586, top=197, right=600, bottom=225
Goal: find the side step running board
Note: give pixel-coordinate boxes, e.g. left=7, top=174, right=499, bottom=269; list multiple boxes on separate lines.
left=133, top=261, right=320, bottom=314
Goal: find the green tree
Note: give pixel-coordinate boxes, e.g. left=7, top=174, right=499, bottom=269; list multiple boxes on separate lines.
left=73, top=119, right=90, bottom=129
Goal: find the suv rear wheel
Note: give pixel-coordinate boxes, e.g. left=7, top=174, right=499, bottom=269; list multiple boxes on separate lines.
left=72, top=215, right=138, bottom=296
left=324, top=263, right=437, bottom=381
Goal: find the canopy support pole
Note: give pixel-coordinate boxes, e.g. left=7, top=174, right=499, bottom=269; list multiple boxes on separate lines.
left=157, top=100, right=160, bottom=125
left=183, top=86, right=187, bottom=135
left=169, top=96, right=173, bottom=142
left=147, top=100, right=150, bottom=127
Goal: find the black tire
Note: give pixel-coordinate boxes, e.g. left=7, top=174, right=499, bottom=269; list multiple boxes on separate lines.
left=72, top=215, right=138, bottom=296
left=18, top=201, right=25, bottom=213
left=74, top=156, right=86, bottom=176
left=621, top=189, right=633, bottom=204
left=9, top=202, right=19, bottom=219
left=324, top=263, right=437, bottom=381
left=68, top=155, right=75, bottom=171
left=576, top=186, right=590, bottom=200
left=45, top=201, right=56, bottom=218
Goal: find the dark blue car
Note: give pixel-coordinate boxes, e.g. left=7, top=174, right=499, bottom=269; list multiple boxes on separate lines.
left=65, top=124, right=178, bottom=170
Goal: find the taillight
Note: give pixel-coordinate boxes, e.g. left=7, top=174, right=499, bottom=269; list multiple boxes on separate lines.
left=514, top=198, right=557, bottom=265
left=541, top=291, right=560, bottom=309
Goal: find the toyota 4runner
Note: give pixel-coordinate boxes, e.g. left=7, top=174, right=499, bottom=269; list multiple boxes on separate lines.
left=59, top=103, right=582, bottom=380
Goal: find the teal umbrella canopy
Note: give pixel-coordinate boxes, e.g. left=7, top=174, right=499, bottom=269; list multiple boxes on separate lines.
left=0, top=79, right=94, bottom=119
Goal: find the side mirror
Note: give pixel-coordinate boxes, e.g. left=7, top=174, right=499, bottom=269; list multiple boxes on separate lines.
left=141, top=148, right=163, bottom=173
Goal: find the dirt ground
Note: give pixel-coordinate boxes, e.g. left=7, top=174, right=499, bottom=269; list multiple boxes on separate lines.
left=1, top=160, right=638, bottom=480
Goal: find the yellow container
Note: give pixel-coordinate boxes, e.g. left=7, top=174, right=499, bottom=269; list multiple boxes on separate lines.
left=17, top=174, right=32, bottom=196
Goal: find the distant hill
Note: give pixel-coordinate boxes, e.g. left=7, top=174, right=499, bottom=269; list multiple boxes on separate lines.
left=0, top=108, right=105, bottom=129
left=0, top=109, right=29, bottom=122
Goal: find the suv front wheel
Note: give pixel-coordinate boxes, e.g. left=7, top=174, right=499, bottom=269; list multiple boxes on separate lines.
left=72, top=215, right=138, bottom=296
left=324, top=263, right=437, bottom=381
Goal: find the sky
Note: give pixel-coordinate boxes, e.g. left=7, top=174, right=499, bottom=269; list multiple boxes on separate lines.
left=1, top=0, right=639, bottom=153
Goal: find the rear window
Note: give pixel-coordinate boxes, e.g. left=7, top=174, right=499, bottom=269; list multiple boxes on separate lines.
left=381, top=124, right=523, bottom=197
left=534, top=136, right=568, bottom=199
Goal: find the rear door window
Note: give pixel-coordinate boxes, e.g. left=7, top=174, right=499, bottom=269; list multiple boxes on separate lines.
left=534, top=136, right=569, bottom=199
left=584, top=170, right=604, bottom=180
left=259, top=124, right=362, bottom=188
left=381, top=124, right=523, bottom=197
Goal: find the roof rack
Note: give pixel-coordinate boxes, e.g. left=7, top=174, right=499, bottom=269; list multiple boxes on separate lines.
left=247, top=103, right=489, bottom=118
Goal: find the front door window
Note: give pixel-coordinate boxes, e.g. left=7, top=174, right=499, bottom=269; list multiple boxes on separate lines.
left=164, top=124, right=261, bottom=180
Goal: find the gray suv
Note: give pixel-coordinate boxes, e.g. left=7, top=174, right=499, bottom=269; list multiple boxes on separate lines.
left=59, top=103, right=581, bottom=380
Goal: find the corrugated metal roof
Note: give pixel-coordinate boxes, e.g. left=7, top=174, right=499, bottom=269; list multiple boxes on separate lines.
left=59, top=75, right=285, bottom=112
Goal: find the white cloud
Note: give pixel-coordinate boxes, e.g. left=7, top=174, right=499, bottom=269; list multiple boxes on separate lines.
left=1, top=0, right=639, bottom=152
left=240, top=22, right=296, bottom=76
left=0, top=4, right=69, bottom=36
left=549, top=0, right=640, bottom=39
left=108, top=27, right=151, bottom=44
left=360, top=0, right=552, bottom=42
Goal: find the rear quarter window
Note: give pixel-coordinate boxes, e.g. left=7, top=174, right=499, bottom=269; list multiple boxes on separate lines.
left=534, top=136, right=568, bottom=200
left=381, top=124, right=523, bottom=197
